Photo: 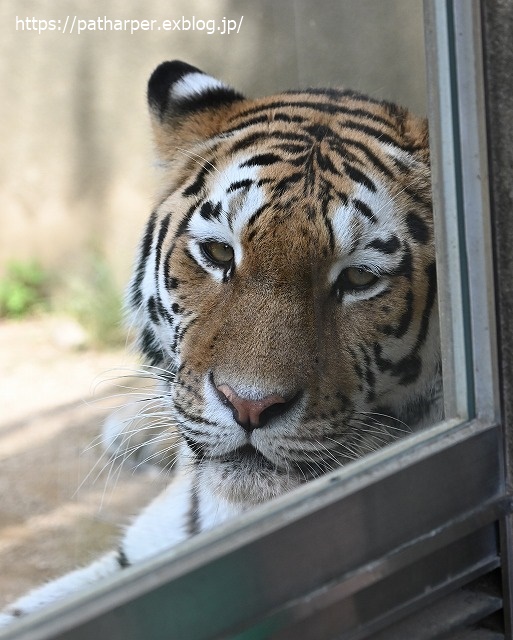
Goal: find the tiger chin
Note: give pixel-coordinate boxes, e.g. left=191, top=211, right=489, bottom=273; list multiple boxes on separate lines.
left=0, top=60, right=442, bottom=625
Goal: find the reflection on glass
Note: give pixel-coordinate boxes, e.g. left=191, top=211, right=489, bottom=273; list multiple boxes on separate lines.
left=0, top=0, right=441, bottom=629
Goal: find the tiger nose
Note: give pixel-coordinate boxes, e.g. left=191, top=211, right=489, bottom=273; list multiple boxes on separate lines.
left=215, top=384, right=296, bottom=431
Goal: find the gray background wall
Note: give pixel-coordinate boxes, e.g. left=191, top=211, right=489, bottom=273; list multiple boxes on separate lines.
left=0, top=0, right=426, bottom=287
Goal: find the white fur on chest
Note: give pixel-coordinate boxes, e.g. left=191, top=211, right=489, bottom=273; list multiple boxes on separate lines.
left=196, top=476, right=248, bottom=531
left=122, top=454, right=247, bottom=565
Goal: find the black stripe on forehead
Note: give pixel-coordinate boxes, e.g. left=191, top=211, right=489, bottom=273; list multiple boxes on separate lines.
left=337, top=138, right=396, bottom=180
left=275, top=143, right=308, bottom=154
left=240, top=153, right=283, bottom=167
left=224, top=115, right=269, bottom=133
left=227, top=179, right=253, bottom=193
left=227, top=126, right=400, bottom=163
left=199, top=200, right=222, bottom=220
left=304, top=123, right=338, bottom=141
left=274, top=113, right=306, bottom=124
left=343, top=163, right=377, bottom=192
left=229, top=129, right=311, bottom=153
left=341, top=121, right=401, bottom=147
left=366, top=236, right=401, bottom=254
left=183, top=164, right=210, bottom=197
left=272, top=172, right=304, bottom=196
left=228, top=98, right=394, bottom=129
left=225, top=104, right=410, bottom=158
left=352, top=199, right=377, bottom=223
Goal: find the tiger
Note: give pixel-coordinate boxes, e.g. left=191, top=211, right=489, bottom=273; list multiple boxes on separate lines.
left=0, top=60, right=441, bottom=626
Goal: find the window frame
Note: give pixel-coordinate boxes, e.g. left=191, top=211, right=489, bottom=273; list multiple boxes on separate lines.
left=3, top=1, right=512, bottom=638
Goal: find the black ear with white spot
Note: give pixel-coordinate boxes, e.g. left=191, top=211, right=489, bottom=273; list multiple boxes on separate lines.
left=147, top=60, right=244, bottom=123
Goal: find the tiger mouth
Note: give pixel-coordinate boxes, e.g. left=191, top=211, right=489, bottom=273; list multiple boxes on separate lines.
left=216, top=444, right=335, bottom=480
left=217, top=444, right=276, bottom=469
left=184, top=434, right=338, bottom=481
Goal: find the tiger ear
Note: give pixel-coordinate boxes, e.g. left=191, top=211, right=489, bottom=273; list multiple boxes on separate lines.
left=391, top=105, right=430, bottom=163
left=147, top=61, right=244, bottom=162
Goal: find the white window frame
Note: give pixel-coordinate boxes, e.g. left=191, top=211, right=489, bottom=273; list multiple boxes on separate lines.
left=3, top=1, right=511, bottom=638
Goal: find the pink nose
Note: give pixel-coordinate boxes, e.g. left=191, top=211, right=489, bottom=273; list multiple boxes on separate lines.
left=215, top=384, right=289, bottom=431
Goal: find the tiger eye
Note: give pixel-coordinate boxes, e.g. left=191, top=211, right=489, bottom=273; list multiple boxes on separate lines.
left=201, top=241, right=234, bottom=266
left=344, top=267, right=378, bottom=289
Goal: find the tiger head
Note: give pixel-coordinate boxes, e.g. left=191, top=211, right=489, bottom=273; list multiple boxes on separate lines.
left=128, top=61, right=441, bottom=505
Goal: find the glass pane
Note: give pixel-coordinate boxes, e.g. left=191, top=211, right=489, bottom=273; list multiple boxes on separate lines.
left=424, top=0, right=499, bottom=424
left=0, top=0, right=473, bottom=631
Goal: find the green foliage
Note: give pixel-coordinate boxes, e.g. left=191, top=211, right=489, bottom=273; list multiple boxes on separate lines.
left=0, top=255, right=126, bottom=349
left=62, top=256, right=125, bottom=348
left=0, top=261, right=50, bottom=318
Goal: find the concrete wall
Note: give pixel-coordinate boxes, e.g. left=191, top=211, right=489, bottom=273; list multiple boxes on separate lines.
left=0, top=0, right=426, bottom=287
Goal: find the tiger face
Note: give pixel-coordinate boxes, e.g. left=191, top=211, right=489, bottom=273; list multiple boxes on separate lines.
left=129, top=61, right=441, bottom=506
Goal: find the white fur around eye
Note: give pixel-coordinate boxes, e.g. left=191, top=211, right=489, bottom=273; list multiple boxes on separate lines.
left=186, top=160, right=265, bottom=273
left=341, top=278, right=390, bottom=304
left=329, top=262, right=389, bottom=305
left=188, top=239, right=226, bottom=282
left=187, top=214, right=231, bottom=246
